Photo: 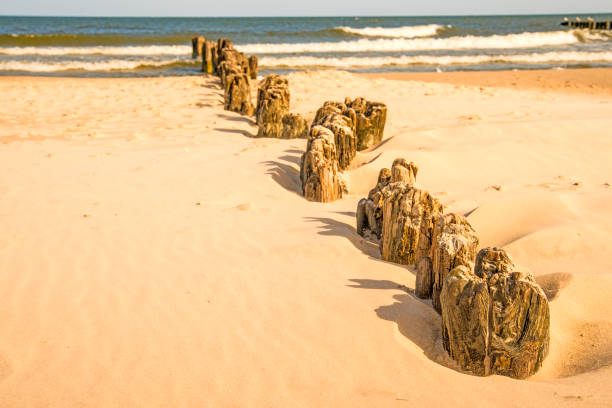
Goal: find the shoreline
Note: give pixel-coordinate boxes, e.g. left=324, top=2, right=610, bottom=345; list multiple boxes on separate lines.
left=3, top=66, right=612, bottom=96
left=360, top=67, right=612, bottom=95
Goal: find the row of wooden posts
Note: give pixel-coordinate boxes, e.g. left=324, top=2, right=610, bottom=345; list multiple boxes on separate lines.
left=291, top=83, right=551, bottom=379
left=561, top=19, right=612, bottom=30
left=192, top=35, right=259, bottom=116
left=190, top=34, right=551, bottom=380
left=355, top=158, right=550, bottom=379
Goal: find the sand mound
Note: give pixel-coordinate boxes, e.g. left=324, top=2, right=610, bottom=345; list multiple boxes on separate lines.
left=556, top=321, right=612, bottom=377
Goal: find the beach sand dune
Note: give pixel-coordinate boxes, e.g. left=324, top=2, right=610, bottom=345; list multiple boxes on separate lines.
left=0, top=70, right=611, bottom=407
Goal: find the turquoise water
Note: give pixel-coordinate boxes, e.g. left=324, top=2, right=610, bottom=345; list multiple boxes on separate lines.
left=0, top=14, right=611, bottom=76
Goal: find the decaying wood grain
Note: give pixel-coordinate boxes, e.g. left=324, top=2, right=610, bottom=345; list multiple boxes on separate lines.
left=390, top=158, right=418, bottom=184
left=224, top=73, right=253, bottom=116
left=312, top=101, right=351, bottom=128
left=440, top=248, right=550, bottom=379
left=299, top=126, right=345, bottom=202
left=218, top=49, right=250, bottom=86
left=281, top=113, right=309, bottom=139
left=316, top=113, right=356, bottom=170
left=356, top=159, right=418, bottom=241
left=256, top=75, right=290, bottom=138
left=217, top=38, right=234, bottom=53
left=357, top=167, right=391, bottom=239
left=380, top=183, right=443, bottom=265
left=415, top=256, right=434, bottom=298
left=312, top=98, right=387, bottom=151
left=218, top=61, right=241, bottom=91
left=428, top=213, right=479, bottom=311
left=345, top=97, right=387, bottom=151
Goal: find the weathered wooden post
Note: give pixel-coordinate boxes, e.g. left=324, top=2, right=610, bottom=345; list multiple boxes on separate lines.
left=248, top=56, right=258, bottom=80
left=380, top=185, right=443, bottom=265
left=300, top=126, right=345, bottom=202
left=224, top=73, right=254, bottom=116
left=440, top=248, right=550, bottom=379
left=192, top=36, right=205, bottom=59
left=426, top=213, right=479, bottom=312
left=281, top=113, right=309, bottom=139
left=202, top=40, right=216, bottom=74
left=316, top=112, right=356, bottom=171
left=256, top=74, right=290, bottom=138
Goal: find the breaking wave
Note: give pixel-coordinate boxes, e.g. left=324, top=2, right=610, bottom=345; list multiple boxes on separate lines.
left=259, top=51, right=612, bottom=68
left=0, top=58, right=193, bottom=72
left=0, top=33, right=195, bottom=47
left=238, top=30, right=608, bottom=54
left=335, top=24, right=449, bottom=38
left=0, top=45, right=192, bottom=56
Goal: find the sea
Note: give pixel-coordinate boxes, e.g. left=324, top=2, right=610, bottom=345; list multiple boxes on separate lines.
left=1, top=14, right=611, bottom=77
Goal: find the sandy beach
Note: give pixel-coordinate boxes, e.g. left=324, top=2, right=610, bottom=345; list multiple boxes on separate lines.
left=360, top=67, right=612, bottom=95
left=1, top=68, right=611, bottom=407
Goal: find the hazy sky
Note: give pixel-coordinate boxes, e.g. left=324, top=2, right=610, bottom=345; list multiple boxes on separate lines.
left=1, top=0, right=610, bottom=17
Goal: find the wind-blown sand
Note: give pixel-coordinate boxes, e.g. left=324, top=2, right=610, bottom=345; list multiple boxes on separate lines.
left=0, top=69, right=611, bottom=407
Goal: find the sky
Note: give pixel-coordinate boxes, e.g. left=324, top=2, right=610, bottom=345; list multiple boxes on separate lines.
left=0, top=0, right=610, bottom=17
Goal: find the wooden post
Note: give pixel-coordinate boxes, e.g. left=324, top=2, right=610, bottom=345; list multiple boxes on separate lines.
left=192, top=36, right=205, bottom=59
left=202, top=40, right=215, bottom=74
left=248, top=56, right=258, bottom=80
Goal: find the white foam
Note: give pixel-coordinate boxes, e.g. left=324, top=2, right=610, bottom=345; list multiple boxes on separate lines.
left=238, top=30, right=608, bottom=54
left=336, top=24, right=448, bottom=38
left=1, top=30, right=606, bottom=59
left=0, top=58, right=186, bottom=72
left=259, top=51, right=612, bottom=68
left=0, top=45, right=192, bottom=56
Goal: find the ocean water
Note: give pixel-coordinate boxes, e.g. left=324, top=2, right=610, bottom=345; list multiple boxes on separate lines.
left=0, top=14, right=611, bottom=76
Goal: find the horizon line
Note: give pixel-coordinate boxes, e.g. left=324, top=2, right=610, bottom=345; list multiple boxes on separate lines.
left=1, top=11, right=611, bottom=18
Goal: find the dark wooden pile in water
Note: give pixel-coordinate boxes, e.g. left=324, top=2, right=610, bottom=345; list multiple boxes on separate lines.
left=191, top=36, right=205, bottom=58
left=561, top=19, right=612, bottom=30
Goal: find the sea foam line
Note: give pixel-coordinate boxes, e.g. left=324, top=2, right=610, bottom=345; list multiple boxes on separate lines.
left=335, top=24, right=449, bottom=38
left=0, top=44, right=192, bottom=56
left=259, top=51, right=612, bottom=68
left=0, top=58, right=188, bottom=72
left=1, top=30, right=606, bottom=57
left=238, top=30, right=607, bottom=54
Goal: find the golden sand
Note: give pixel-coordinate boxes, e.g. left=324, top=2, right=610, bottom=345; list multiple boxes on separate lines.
left=0, top=69, right=611, bottom=406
